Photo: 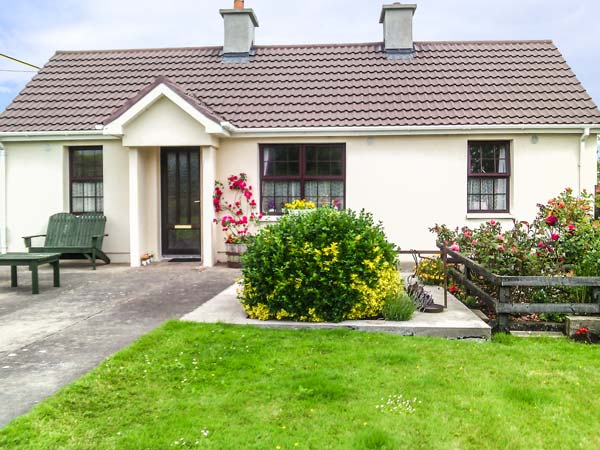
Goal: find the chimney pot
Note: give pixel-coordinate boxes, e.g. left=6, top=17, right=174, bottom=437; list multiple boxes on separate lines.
left=380, top=3, right=417, bottom=56
left=234, top=0, right=244, bottom=9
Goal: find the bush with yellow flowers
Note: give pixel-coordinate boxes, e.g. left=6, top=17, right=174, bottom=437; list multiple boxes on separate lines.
left=239, top=207, right=403, bottom=323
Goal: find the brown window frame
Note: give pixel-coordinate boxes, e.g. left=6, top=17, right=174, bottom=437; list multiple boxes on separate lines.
left=69, top=146, right=104, bottom=214
left=467, top=140, right=510, bottom=213
left=259, top=143, right=346, bottom=215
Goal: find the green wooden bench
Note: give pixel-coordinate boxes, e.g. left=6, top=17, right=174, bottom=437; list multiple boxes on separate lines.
left=23, top=213, right=110, bottom=270
left=0, top=253, right=60, bottom=294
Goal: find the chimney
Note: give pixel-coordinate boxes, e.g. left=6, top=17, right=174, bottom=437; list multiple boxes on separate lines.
left=379, top=3, right=417, bottom=57
left=220, top=0, right=259, bottom=62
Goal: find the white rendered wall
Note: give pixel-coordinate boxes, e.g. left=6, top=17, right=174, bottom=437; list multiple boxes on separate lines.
left=215, top=133, right=596, bottom=262
left=3, top=139, right=131, bottom=263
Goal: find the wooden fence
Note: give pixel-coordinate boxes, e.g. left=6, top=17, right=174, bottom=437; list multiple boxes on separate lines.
left=437, top=243, right=600, bottom=331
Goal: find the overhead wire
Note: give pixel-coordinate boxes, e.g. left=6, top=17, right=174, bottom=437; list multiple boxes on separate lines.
left=0, top=53, right=40, bottom=70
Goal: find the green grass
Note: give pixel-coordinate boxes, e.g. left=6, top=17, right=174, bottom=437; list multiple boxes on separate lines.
left=1, top=323, right=599, bottom=450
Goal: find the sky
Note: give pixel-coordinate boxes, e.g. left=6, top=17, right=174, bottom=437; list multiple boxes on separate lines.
left=1, top=0, right=600, bottom=114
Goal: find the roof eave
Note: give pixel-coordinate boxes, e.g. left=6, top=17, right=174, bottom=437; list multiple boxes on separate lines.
left=1, top=123, right=599, bottom=143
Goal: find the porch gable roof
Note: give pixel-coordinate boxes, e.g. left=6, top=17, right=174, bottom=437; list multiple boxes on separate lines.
left=102, top=76, right=229, bottom=137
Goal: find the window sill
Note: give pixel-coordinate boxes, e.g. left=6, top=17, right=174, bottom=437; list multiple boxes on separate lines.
left=259, top=215, right=281, bottom=224
left=465, top=213, right=514, bottom=220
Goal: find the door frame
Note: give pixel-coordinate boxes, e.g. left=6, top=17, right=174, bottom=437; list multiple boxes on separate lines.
left=160, top=147, right=202, bottom=256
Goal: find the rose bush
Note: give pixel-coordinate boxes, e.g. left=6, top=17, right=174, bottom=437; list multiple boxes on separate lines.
left=213, top=173, right=262, bottom=243
left=432, top=188, right=600, bottom=303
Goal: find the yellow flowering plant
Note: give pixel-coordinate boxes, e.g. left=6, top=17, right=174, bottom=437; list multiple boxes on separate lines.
left=239, top=207, right=401, bottom=323
left=283, top=199, right=317, bottom=211
left=415, top=257, right=445, bottom=286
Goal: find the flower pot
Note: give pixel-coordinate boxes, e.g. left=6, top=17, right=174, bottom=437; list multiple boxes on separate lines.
left=225, top=243, right=247, bottom=268
left=287, top=209, right=315, bottom=215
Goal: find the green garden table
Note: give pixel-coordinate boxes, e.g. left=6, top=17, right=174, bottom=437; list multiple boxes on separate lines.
left=0, top=253, right=61, bottom=294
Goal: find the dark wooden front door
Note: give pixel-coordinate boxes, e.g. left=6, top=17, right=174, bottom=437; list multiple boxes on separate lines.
left=161, top=147, right=201, bottom=255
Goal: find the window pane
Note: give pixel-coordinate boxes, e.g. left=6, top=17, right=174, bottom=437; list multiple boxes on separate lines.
left=496, top=194, right=507, bottom=210
left=481, top=179, right=494, bottom=194
left=96, top=197, right=104, bottom=213
left=72, top=182, right=84, bottom=196
left=179, top=152, right=189, bottom=224
left=481, top=159, right=495, bottom=174
left=495, top=178, right=507, bottom=194
left=262, top=145, right=300, bottom=177
left=261, top=181, right=301, bottom=214
left=480, top=194, right=493, bottom=211
left=468, top=195, right=480, bottom=211
left=72, top=198, right=84, bottom=212
left=498, top=157, right=507, bottom=174
left=305, top=180, right=344, bottom=208
left=305, top=145, right=343, bottom=176
left=84, top=198, right=96, bottom=212
left=83, top=182, right=95, bottom=197
left=468, top=178, right=480, bottom=194
left=167, top=152, right=177, bottom=224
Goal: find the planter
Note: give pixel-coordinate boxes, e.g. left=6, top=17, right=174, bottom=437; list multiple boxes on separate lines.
left=286, top=209, right=315, bottom=215
left=225, top=243, right=247, bottom=268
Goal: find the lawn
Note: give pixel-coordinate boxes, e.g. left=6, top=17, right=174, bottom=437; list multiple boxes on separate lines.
left=1, top=322, right=599, bottom=450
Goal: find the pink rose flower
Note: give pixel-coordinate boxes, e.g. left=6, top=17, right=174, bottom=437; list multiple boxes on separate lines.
left=449, top=242, right=460, bottom=252
left=497, top=245, right=505, bottom=252
left=497, top=234, right=505, bottom=242
left=545, top=215, right=558, bottom=226
left=551, top=233, right=559, bottom=241
left=490, top=220, right=497, bottom=225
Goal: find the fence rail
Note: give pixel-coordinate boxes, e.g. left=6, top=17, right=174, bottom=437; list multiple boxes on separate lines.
left=437, top=242, right=600, bottom=331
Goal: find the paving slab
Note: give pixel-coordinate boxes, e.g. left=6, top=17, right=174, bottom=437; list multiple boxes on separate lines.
left=182, top=284, right=491, bottom=340
left=511, top=331, right=565, bottom=338
left=0, top=262, right=239, bottom=428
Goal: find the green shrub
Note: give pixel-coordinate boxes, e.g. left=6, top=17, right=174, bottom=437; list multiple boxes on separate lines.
left=239, top=207, right=400, bottom=323
left=381, top=293, right=415, bottom=321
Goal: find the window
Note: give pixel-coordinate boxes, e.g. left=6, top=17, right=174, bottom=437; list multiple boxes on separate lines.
left=260, top=144, right=345, bottom=214
left=69, top=146, right=103, bottom=213
left=467, top=141, right=510, bottom=213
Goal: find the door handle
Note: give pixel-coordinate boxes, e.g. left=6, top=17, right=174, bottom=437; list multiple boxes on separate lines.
left=194, top=200, right=201, bottom=204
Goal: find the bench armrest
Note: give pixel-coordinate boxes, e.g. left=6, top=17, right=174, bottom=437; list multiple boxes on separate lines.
left=23, top=234, right=46, bottom=248
left=91, top=234, right=109, bottom=247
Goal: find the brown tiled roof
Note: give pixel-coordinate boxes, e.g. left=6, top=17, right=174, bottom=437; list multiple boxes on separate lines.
left=1, top=40, right=599, bottom=132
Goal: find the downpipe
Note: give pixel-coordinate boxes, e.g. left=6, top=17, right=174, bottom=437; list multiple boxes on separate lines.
left=579, top=127, right=590, bottom=193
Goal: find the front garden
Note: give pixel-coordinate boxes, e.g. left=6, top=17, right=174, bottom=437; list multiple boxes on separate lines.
left=424, top=188, right=600, bottom=335
left=1, top=322, right=599, bottom=449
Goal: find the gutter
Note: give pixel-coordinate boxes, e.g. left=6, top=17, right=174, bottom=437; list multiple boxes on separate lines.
left=1, top=123, right=600, bottom=142
left=0, top=130, right=117, bottom=143
left=579, top=127, right=591, bottom=192
left=222, top=123, right=600, bottom=138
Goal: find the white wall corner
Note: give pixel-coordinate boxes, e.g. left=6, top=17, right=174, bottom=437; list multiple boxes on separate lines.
left=201, top=146, right=217, bottom=267
left=0, top=143, right=6, bottom=253
left=128, top=148, right=141, bottom=267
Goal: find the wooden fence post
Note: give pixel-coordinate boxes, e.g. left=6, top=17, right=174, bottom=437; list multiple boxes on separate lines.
left=442, top=246, right=448, bottom=308
left=497, top=287, right=510, bottom=332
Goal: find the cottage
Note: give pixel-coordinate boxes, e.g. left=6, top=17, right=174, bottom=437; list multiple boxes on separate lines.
left=0, top=2, right=599, bottom=266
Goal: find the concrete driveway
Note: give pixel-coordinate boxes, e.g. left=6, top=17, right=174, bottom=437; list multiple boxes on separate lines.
left=0, top=261, right=239, bottom=427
